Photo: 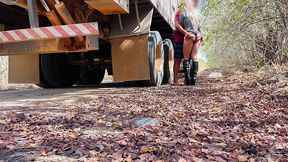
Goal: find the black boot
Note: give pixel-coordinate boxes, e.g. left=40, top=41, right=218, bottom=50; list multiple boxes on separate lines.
left=190, top=61, right=199, bottom=85
left=183, top=60, right=192, bottom=85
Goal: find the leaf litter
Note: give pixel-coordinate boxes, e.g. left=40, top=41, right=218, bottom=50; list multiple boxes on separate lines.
left=0, top=70, right=287, bottom=161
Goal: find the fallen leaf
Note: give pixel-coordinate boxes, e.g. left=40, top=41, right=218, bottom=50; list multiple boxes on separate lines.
left=275, top=143, right=284, bottom=150
left=41, top=149, right=49, bottom=156
left=215, top=143, right=227, bottom=147
left=274, top=123, right=282, bottom=129
left=201, top=148, right=209, bottom=154
left=238, top=155, right=248, bottom=162
left=267, top=156, right=274, bottom=162
left=68, top=131, right=77, bottom=139
left=141, top=146, right=157, bottom=154
left=248, top=158, right=255, bottom=162
left=123, top=155, right=132, bottom=162
left=214, top=156, right=226, bottom=162
left=117, top=140, right=128, bottom=147
left=192, top=157, right=204, bottom=162
left=27, top=143, right=38, bottom=148
left=106, top=121, right=113, bottom=127
left=189, top=138, right=199, bottom=143
left=0, top=119, right=7, bottom=124
left=178, top=158, right=187, bottom=162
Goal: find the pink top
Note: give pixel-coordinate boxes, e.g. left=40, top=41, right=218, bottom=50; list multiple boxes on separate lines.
left=174, top=11, right=184, bottom=43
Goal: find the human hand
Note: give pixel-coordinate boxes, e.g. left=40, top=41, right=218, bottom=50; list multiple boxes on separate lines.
left=185, top=32, right=196, bottom=41
left=196, top=34, right=204, bottom=41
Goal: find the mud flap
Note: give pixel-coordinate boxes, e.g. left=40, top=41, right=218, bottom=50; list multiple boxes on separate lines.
left=9, top=55, right=40, bottom=84
left=110, top=7, right=154, bottom=82
left=111, top=34, right=150, bottom=82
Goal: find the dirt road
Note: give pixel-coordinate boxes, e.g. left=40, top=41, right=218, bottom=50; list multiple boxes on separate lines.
left=0, top=70, right=287, bottom=162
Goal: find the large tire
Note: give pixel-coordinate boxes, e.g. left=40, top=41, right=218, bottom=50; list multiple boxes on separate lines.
left=80, top=65, right=105, bottom=85
left=142, top=31, right=165, bottom=86
left=162, top=39, right=174, bottom=84
left=37, top=67, right=50, bottom=88
left=40, top=54, right=80, bottom=88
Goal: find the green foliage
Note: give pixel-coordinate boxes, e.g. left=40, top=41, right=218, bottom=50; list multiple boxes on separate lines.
left=202, top=0, right=288, bottom=68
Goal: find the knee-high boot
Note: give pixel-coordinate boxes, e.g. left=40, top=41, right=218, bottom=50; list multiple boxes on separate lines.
left=183, top=60, right=192, bottom=85
left=190, top=61, right=199, bottom=85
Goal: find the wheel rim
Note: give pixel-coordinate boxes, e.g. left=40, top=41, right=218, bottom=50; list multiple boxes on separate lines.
left=168, top=49, right=174, bottom=76
left=156, top=43, right=162, bottom=74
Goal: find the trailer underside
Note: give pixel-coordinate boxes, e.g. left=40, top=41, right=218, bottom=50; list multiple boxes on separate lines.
left=0, top=0, right=176, bottom=88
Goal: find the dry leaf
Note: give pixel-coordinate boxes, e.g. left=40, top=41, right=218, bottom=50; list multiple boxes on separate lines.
left=123, top=155, right=132, bottom=162
left=141, top=146, right=157, bottom=154
left=267, top=156, right=274, bottom=162
left=41, top=149, right=49, bottom=156
left=27, top=143, right=38, bottom=148
left=248, top=158, right=255, bottom=162
left=68, top=131, right=77, bottom=139
left=238, top=155, right=248, bottom=162
left=178, top=158, right=187, bottom=162
left=275, top=143, right=284, bottom=150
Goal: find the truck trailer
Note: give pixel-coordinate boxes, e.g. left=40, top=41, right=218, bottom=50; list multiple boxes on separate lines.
left=0, top=0, right=178, bottom=88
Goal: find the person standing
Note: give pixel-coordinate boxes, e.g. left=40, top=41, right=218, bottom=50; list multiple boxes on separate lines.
left=173, top=10, right=184, bottom=84
left=174, top=0, right=203, bottom=85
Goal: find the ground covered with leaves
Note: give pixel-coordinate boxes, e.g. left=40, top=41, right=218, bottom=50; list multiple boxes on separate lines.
left=0, top=70, right=287, bottom=162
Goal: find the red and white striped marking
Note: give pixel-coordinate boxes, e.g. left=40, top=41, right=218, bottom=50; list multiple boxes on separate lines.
left=0, top=22, right=99, bottom=43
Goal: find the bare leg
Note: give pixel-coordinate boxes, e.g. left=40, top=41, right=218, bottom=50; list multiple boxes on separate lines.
left=182, top=35, right=195, bottom=85
left=190, top=36, right=202, bottom=85
left=191, top=36, right=202, bottom=61
left=183, top=36, right=194, bottom=60
left=173, top=58, right=182, bottom=84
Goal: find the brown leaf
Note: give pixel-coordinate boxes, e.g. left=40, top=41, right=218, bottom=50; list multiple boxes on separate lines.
left=248, top=158, right=255, bottom=162
left=26, top=143, right=38, bottom=148
left=123, top=155, right=132, bottom=162
left=67, top=131, right=77, bottom=139
left=237, top=155, right=248, bottom=162
left=192, top=157, right=204, bottom=162
left=178, top=158, right=187, bottom=162
left=201, top=148, right=209, bottom=154
left=41, top=149, right=49, bottom=156
left=141, top=146, right=157, bottom=154
left=0, top=119, right=7, bottom=125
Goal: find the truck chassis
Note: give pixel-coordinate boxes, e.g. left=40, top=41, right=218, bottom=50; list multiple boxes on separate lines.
left=0, top=0, right=177, bottom=88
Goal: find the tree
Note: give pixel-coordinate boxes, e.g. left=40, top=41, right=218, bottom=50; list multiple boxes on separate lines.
left=203, top=0, right=288, bottom=68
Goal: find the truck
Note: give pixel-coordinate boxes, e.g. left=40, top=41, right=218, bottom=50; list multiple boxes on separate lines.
left=0, top=0, right=178, bottom=88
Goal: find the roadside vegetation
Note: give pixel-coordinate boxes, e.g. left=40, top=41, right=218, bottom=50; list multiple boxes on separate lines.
left=203, top=0, right=288, bottom=70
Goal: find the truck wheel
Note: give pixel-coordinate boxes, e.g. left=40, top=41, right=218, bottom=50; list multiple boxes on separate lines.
left=80, top=65, right=105, bottom=85
left=36, top=68, right=50, bottom=88
left=40, top=54, right=80, bottom=88
left=162, top=39, right=174, bottom=84
left=142, top=31, right=164, bottom=86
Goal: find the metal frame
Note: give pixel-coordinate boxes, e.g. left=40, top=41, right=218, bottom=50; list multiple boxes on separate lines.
left=0, top=23, right=99, bottom=44
left=0, top=36, right=99, bottom=56
left=27, top=0, right=39, bottom=28
left=134, top=0, right=141, bottom=28
left=118, top=14, right=123, bottom=31
left=85, top=0, right=129, bottom=15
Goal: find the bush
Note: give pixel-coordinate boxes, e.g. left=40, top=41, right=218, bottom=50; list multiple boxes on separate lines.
left=203, top=0, right=288, bottom=69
